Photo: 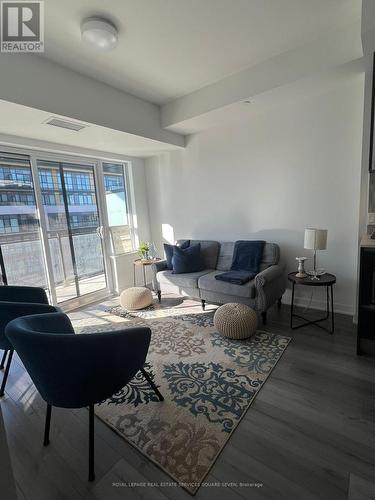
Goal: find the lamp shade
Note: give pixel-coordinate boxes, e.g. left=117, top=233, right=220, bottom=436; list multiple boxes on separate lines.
left=304, top=228, right=327, bottom=250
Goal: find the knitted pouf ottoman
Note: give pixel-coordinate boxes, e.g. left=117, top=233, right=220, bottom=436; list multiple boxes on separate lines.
left=214, top=303, right=258, bottom=340
left=120, top=287, right=153, bottom=311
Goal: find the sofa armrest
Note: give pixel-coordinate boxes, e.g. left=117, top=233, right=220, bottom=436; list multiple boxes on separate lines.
left=151, top=260, right=167, bottom=291
left=255, top=264, right=285, bottom=287
left=152, top=259, right=168, bottom=273
left=255, top=264, right=287, bottom=312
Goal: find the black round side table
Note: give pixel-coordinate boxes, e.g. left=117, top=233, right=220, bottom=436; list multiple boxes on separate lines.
left=288, top=272, right=336, bottom=334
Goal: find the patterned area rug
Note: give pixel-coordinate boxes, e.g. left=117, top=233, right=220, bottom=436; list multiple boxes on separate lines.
left=73, top=301, right=290, bottom=494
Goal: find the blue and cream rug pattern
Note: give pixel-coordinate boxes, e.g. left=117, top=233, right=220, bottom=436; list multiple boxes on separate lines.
left=72, top=299, right=290, bottom=494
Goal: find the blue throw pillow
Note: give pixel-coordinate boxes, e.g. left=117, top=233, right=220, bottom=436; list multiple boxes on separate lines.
left=172, top=243, right=202, bottom=274
left=164, top=240, right=190, bottom=270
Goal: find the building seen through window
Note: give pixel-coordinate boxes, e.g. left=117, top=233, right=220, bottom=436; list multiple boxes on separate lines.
left=0, top=161, right=127, bottom=234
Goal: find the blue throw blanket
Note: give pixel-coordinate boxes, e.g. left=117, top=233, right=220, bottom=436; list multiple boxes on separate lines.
left=215, top=269, right=255, bottom=285
left=215, top=240, right=265, bottom=285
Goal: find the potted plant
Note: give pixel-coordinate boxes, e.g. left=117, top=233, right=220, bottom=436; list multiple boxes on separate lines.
left=138, top=242, right=150, bottom=260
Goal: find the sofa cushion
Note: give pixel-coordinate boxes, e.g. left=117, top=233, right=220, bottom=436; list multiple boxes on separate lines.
left=164, top=240, right=190, bottom=270
left=216, top=241, right=280, bottom=271
left=177, top=240, right=219, bottom=269
left=172, top=244, right=202, bottom=274
left=157, top=269, right=212, bottom=289
left=198, top=271, right=256, bottom=299
left=216, top=242, right=235, bottom=271
left=259, top=243, right=280, bottom=271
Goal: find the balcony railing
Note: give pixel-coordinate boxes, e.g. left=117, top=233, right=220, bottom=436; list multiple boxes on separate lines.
left=0, top=228, right=105, bottom=289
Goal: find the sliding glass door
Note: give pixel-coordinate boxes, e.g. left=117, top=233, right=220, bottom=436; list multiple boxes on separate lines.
left=0, top=148, right=132, bottom=307
left=37, top=160, right=107, bottom=303
left=0, top=153, right=48, bottom=289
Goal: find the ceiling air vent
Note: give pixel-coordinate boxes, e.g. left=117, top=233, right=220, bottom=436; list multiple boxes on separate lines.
left=45, top=117, right=86, bottom=131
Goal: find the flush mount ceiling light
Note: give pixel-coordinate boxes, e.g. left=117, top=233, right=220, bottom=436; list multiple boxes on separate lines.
left=81, top=17, right=118, bottom=51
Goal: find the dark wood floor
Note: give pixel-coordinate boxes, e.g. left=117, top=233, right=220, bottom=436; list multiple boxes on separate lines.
left=2, top=301, right=375, bottom=500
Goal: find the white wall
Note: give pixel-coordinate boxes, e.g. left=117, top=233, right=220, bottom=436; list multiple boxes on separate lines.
left=128, top=158, right=152, bottom=246
left=146, top=77, right=364, bottom=315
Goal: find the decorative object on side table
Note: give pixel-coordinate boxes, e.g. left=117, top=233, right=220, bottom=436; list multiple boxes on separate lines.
left=138, top=241, right=150, bottom=260
left=288, top=272, right=336, bottom=334
left=133, top=257, right=161, bottom=287
left=295, top=257, right=307, bottom=278
left=304, top=228, right=328, bottom=280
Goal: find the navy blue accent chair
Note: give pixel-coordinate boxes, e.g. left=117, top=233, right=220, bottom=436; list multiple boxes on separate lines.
left=5, top=312, right=163, bottom=482
left=0, top=285, right=58, bottom=397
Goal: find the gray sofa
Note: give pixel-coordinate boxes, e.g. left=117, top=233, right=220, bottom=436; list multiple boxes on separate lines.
left=151, top=239, right=286, bottom=324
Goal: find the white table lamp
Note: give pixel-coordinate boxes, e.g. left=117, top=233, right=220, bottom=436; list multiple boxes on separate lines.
left=304, top=228, right=327, bottom=280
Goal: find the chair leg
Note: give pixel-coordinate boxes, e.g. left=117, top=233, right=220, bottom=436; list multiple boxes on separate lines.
left=277, top=297, right=282, bottom=309
left=44, top=404, right=52, bottom=446
left=141, top=368, right=164, bottom=401
left=0, top=350, right=8, bottom=369
left=261, top=311, right=267, bottom=325
left=201, top=299, right=206, bottom=311
left=88, top=404, right=95, bottom=482
left=157, top=290, right=161, bottom=303
left=0, top=350, right=13, bottom=397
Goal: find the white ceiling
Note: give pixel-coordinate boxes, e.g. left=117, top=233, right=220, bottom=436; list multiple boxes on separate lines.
left=169, top=61, right=364, bottom=134
left=42, top=0, right=361, bottom=104
left=0, top=100, right=181, bottom=158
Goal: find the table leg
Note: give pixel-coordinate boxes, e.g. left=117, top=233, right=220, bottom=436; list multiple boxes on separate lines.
left=143, top=265, right=146, bottom=287
left=290, top=282, right=295, bottom=329
left=330, top=284, right=334, bottom=334
left=133, top=264, right=136, bottom=287
left=357, top=333, right=361, bottom=355
left=289, top=277, right=335, bottom=334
